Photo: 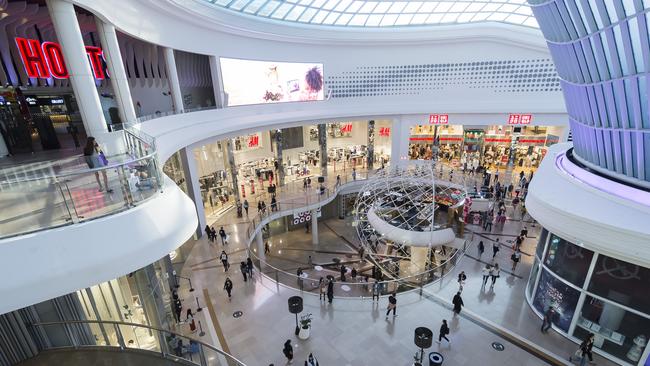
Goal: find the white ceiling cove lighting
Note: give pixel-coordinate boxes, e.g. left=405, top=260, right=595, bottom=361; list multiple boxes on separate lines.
left=202, top=0, right=539, bottom=28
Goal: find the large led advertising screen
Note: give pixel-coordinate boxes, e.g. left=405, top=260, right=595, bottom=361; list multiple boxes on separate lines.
left=220, top=58, right=324, bottom=106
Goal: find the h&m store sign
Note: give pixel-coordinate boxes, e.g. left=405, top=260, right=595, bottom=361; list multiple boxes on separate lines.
left=15, top=37, right=106, bottom=80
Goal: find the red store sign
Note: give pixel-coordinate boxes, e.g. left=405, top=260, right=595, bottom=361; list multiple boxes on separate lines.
left=247, top=135, right=259, bottom=147
left=429, top=114, right=449, bottom=124
left=15, top=37, right=106, bottom=80
left=378, top=127, right=390, bottom=137
left=340, top=123, right=352, bottom=133
left=508, top=114, right=532, bottom=125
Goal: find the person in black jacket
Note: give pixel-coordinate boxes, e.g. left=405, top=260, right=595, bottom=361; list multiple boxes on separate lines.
left=437, top=319, right=450, bottom=344
left=223, top=277, right=233, bottom=300
left=240, top=262, right=248, bottom=282
left=283, top=339, right=294, bottom=364
left=478, top=240, right=484, bottom=258
left=326, top=278, right=334, bottom=304
left=385, top=293, right=397, bottom=318
left=452, top=292, right=464, bottom=315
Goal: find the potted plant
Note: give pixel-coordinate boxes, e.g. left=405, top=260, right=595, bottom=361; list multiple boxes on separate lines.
left=298, top=313, right=312, bottom=340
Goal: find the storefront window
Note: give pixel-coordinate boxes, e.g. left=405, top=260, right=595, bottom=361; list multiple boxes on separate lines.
left=536, top=228, right=549, bottom=259
left=543, top=233, right=594, bottom=286
left=588, top=255, right=650, bottom=314
left=574, top=295, right=650, bottom=364
left=533, top=269, right=581, bottom=332
left=527, top=257, right=541, bottom=298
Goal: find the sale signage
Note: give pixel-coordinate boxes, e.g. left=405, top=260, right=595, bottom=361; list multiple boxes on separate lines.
left=429, top=114, right=449, bottom=124
left=507, top=113, right=532, bottom=125
left=15, top=37, right=106, bottom=80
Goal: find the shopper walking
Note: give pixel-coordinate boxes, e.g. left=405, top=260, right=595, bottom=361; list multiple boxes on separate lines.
left=283, top=340, right=294, bottom=364
left=318, top=277, right=326, bottom=302
left=570, top=333, right=594, bottom=366
left=540, top=307, right=555, bottom=333
left=511, top=249, right=522, bottom=271
left=219, top=226, right=227, bottom=245
left=436, top=320, right=450, bottom=344
left=336, top=175, right=341, bottom=187
left=481, top=264, right=491, bottom=287
left=258, top=201, right=263, bottom=213
left=243, top=199, right=249, bottom=216
left=452, top=292, right=464, bottom=315
left=220, top=251, right=229, bottom=271
left=83, top=137, right=112, bottom=193
left=265, top=241, right=270, bottom=254
left=352, top=167, right=357, bottom=180
left=478, top=240, right=484, bottom=258
left=240, top=262, right=248, bottom=282
left=186, top=309, right=197, bottom=333
left=385, top=293, right=397, bottom=318
left=224, top=277, right=233, bottom=300
left=492, top=238, right=500, bottom=258
left=372, top=279, right=380, bottom=301
left=457, top=271, right=467, bottom=293
left=490, top=263, right=501, bottom=287
left=205, top=225, right=213, bottom=242
left=340, top=265, right=347, bottom=282
left=327, top=278, right=334, bottom=304
left=246, top=257, right=254, bottom=277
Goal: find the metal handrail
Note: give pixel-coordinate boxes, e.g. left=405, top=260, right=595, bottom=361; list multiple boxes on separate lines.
left=30, top=319, right=246, bottom=366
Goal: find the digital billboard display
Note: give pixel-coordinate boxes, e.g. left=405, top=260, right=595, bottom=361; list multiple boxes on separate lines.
left=220, top=58, right=324, bottom=106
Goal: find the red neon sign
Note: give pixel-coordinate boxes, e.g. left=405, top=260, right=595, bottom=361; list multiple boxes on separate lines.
left=429, top=114, right=449, bottom=124
left=247, top=135, right=259, bottom=147
left=508, top=114, right=532, bottom=125
left=15, top=37, right=106, bottom=80
left=339, top=123, right=352, bottom=133
left=379, top=127, right=390, bottom=137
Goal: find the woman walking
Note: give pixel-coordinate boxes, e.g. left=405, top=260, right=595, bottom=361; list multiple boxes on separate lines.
left=511, top=249, right=522, bottom=272
left=318, top=277, right=327, bottom=302
left=283, top=339, right=294, bottom=364
left=478, top=240, right=484, bottom=258
left=490, top=263, right=501, bottom=288
left=452, top=292, right=464, bottom=315
left=482, top=264, right=491, bottom=287
left=83, top=137, right=112, bottom=193
left=224, top=277, right=233, bottom=300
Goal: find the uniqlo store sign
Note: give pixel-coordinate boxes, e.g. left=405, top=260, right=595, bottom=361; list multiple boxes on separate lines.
left=15, top=37, right=106, bottom=80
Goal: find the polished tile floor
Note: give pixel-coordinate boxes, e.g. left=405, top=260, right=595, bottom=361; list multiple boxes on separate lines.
left=172, top=164, right=618, bottom=366
left=16, top=349, right=187, bottom=366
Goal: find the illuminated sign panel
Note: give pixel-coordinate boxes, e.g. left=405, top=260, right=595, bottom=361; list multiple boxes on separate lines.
left=15, top=37, right=106, bottom=80
left=508, top=114, right=532, bottom=125
left=428, top=114, right=449, bottom=124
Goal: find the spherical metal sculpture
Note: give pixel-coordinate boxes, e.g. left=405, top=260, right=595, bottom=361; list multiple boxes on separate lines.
left=353, top=161, right=468, bottom=284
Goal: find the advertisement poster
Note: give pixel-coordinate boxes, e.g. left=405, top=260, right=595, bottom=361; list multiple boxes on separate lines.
left=533, top=269, right=580, bottom=332
left=220, top=58, right=324, bottom=106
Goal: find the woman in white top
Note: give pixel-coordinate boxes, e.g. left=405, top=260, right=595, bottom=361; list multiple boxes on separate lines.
left=83, top=137, right=112, bottom=193
left=490, top=263, right=500, bottom=287
left=481, top=264, right=491, bottom=287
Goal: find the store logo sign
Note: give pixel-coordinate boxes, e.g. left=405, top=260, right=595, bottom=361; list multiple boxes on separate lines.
left=508, top=114, right=532, bottom=125
left=15, top=37, right=106, bottom=80
left=429, top=114, right=448, bottom=124
left=247, top=135, right=259, bottom=147
left=25, top=96, right=37, bottom=105
left=339, top=123, right=352, bottom=133
left=379, top=127, right=390, bottom=137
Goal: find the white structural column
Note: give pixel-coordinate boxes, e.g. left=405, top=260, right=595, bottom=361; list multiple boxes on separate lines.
left=208, top=56, right=225, bottom=108
left=390, top=117, right=410, bottom=167
left=46, top=0, right=107, bottom=136
left=311, top=209, right=318, bottom=245
left=180, top=147, right=206, bottom=237
left=163, top=47, right=184, bottom=113
left=95, top=19, right=137, bottom=124
left=256, top=231, right=265, bottom=262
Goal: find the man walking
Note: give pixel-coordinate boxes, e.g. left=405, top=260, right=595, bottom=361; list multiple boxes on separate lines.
left=452, top=292, right=464, bottom=315
left=385, top=293, right=397, bottom=318
left=436, top=320, right=450, bottom=345
left=220, top=250, right=229, bottom=271
left=243, top=199, right=249, bottom=216
left=372, top=280, right=380, bottom=302
left=219, top=226, right=227, bottom=245
left=492, top=238, right=500, bottom=258
left=541, top=307, right=555, bottom=333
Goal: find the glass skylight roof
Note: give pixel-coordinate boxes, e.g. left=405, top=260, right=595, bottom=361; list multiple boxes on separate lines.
left=203, top=0, right=538, bottom=28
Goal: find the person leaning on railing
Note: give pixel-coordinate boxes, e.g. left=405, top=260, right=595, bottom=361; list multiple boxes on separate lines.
left=83, top=136, right=112, bottom=193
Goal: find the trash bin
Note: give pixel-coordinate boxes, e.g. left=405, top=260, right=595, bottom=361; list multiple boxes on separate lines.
left=429, top=352, right=444, bottom=366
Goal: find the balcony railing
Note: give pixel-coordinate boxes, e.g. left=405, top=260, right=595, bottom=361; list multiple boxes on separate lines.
left=30, top=319, right=246, bottom=366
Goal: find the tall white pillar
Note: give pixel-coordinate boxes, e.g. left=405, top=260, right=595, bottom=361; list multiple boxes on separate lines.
left=46, top=0, right=107, bottom=137
left=390, top=118, right=410, bottom=167
left=180, top=147, right=206, bottom=238
left=311, top=209, right=318, bottom=245
left=95, top=19, right=137, bottom=124
left=208, top=55, right=225, bottom=108
left=163, top=47, right=184, bottom=113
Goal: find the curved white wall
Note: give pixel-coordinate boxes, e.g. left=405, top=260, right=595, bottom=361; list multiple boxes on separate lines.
left=0, top=178, right=197, bottom=314
left=526, top=144, right=650, bottom=268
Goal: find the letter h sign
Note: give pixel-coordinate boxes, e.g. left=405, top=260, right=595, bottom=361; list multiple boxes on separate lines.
left=15, top=37, right=105, bottom=80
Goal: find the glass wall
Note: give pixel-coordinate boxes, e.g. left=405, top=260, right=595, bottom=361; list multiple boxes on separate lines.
left=527, top=228, right=650, bottom=366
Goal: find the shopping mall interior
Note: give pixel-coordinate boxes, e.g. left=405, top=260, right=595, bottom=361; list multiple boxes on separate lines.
left=0, top=1, right=649, bottom=366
